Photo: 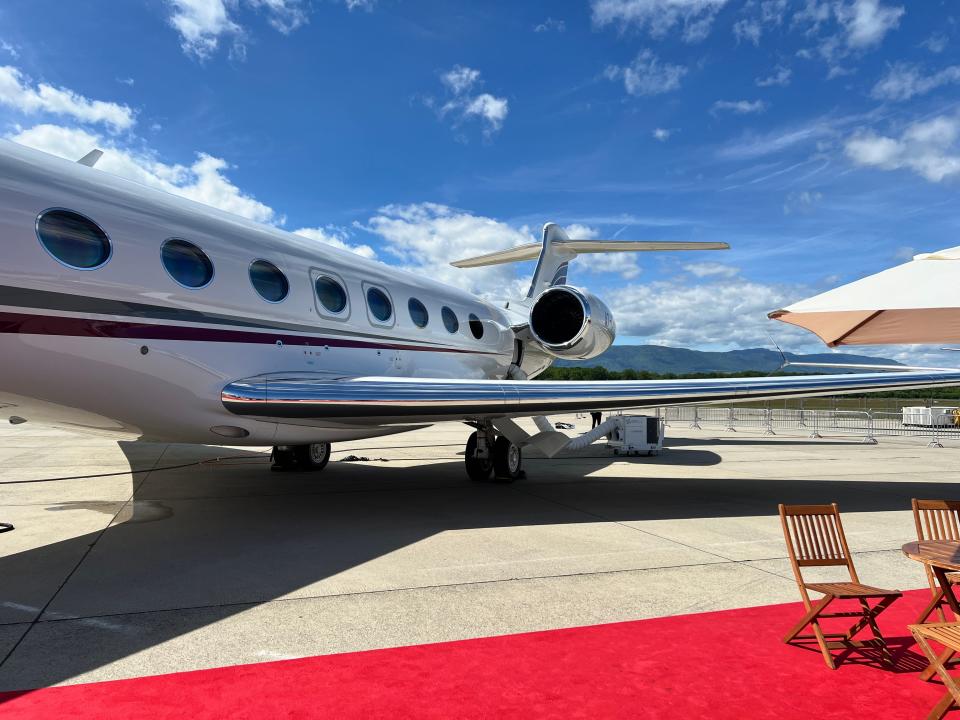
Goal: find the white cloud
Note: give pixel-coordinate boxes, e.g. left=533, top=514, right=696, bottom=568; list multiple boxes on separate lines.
left=604, top=49, right=687, bottom=97
left=793, top=0, right=832, bottom=34
left=733, top=19, right=762, bottom=45
left=921, top=33, right=948, bottom=54
left=711, top=99, right=768, bottom=115
left=166, top=0, right=241, bottom=59
left=464, top=94, right=508, bottom=132
left=835, top=0, right=903, bottom=49
left=441, top=65, right=480, bottom=95
left=361, top=203, right=533, bottom=295
left=293, top=226, right=376, bottom=259
left=0, top=40, right=18, bottom=59
left=652, top=127, right=672, bottom=141
left=9, top=123, right=278, bottom=223
left=534, top=17, right=566, bottom=32
left=716, top=111, right=866, bottom=159
left=756, top=65, right=792, bottom=87
left=578, top=252, right=643, bottom=280
left=558, top=223, right=642, bottom=281
left=871, top=62, right=960, bottom=101
left=591, top=0, right=730, bottom=43
left=609, top=277, right=815, bottom=349
left=433, top=66, right=508, bottom=138
left=783, top=190, right=823, bottom=214
left=733, top=0, right=787, bottom=44
left=683, top=262, right=740, bottom=278
left=793, top=0, right=903, bottom=77
left=165, top=0, right=314, bottom=59
left=247, top=0, right=308, bottom=32
left=0, top=66, right=134, bottom=132
left=845, top=115, right=960, bottom=183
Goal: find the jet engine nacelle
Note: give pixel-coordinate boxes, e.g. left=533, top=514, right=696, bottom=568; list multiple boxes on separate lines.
left=527, top=286, right=616, bottom=360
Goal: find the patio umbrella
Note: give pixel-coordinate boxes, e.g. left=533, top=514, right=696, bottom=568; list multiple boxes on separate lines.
left=769, top=245, right=960, bottom=347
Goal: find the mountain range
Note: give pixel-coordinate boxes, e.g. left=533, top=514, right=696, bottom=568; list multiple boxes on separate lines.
left=555, top=345, right=903, bottom=375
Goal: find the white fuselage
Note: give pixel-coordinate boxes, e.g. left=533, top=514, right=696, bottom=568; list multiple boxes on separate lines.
left=0, top=142, right=516, bottom=444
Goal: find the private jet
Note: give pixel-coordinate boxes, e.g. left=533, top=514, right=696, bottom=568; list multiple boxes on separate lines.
left=2, top=141, right=958, bottom=481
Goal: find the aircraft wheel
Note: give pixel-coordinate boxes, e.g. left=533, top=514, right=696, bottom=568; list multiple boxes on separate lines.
left=492, top=436, right=522, bottom=482
left=465, top=431, right=495, bottom=482
left=295, top=442, right=331, bottom=471
left=271, top=445, right=298, bottom=472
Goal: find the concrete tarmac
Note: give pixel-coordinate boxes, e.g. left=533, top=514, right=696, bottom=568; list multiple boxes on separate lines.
left=1, top=414, right=958, bottom=691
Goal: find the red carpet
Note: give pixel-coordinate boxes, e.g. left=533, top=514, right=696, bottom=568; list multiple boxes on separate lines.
left=0, top=588, right=953, bottom=719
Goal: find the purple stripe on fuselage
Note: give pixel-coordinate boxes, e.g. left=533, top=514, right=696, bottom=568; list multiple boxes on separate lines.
left=0, top=311, right=495, bottom=354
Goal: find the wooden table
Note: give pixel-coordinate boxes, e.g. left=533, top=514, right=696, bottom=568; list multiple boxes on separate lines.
left=903, top=541, right=960, bottom=618
left=903, top=541, right=960, bottom=719
left=904, top=542, right=960, bottom=681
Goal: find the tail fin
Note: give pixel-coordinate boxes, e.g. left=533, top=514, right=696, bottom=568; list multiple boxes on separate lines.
left=450, top=223, right=728, bottom=299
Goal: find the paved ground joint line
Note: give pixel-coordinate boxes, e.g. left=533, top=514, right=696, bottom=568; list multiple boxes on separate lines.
left=0, top=444, right=172, bottom=670
left=512, top=484, right=799, bottom=584
left=4, top=556, right=796, bottom=629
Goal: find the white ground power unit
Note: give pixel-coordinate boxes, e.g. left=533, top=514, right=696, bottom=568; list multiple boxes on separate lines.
left=902, top=406, right=959, bottom=427
left=605, top=415, right=663, bottom=456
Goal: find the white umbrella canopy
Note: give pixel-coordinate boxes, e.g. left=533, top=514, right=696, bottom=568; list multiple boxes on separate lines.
left=769, top=245, right=960, bottom=347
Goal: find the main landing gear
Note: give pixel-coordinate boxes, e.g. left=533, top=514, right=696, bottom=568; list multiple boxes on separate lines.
left=271, top=442, right=331, bottom=472
left=465, top=424, right=523, bottom=483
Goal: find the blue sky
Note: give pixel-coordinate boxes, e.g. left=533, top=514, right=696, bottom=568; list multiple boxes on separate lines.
left=1, top=0, right=959, bottom=363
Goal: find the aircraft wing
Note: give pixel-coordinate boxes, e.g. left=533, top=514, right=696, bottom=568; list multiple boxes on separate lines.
left=222, top=370, right=960, bottom=423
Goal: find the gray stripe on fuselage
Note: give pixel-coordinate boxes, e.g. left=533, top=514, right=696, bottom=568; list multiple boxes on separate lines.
left=0, top=284, right=455, bottom=347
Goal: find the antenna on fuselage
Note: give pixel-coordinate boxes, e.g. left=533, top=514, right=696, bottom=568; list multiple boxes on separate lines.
left=76, top=149, right=103, bottom=168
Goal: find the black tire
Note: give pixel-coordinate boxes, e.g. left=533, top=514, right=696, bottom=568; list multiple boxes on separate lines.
left=271, top=445, right=298, bottom=472
left=492, top=435, right=522, bottom=482
left=294, top=442, right=331, bottom=471
left=465, top=431, right=495, bottom=482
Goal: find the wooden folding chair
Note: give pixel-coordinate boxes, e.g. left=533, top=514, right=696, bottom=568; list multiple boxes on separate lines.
left=779, top=503, right=902, bottom=670
left=913, top=499, right=960, bottom=624
left=910, top=623, right=960, bottom=720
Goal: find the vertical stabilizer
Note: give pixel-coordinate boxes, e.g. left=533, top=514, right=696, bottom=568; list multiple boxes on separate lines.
left=526, top=223, right=575, bottom=299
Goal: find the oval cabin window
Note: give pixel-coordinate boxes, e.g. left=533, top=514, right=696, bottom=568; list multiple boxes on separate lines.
left=408, top=298, right=429, bottom=328
left=367, top=287, right=393, bottom=323
left=249, top=260, right=289, bottom=302
left=36, top=209, right=111, bottom=269
left=161, top=238, right=214, bottom=288
left=441, top=306, right=459, bottom=334
left=468, top=313, right=484, bottom=340
left=315, top=276, right=347, bottom=313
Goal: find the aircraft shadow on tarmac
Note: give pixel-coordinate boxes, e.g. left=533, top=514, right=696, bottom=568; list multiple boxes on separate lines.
left=1, top=440, right=959, bottom=693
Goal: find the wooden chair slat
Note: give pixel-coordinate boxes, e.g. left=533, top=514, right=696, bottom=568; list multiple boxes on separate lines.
left=813, top=514, right=827, bottom=559
left=805, top=515, right=820, bottom=559
left=824, top=514, right=840, bottom=559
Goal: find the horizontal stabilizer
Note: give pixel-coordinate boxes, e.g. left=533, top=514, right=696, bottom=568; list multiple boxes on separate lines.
left=450, top=239, right=728, bottom=268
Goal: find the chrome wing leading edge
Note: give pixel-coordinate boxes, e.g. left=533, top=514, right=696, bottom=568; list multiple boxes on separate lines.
left=222, top=371, right=960, bottom=422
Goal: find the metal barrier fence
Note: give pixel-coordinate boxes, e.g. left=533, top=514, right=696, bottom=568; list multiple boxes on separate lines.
left=659, top=406, right=958, bottom=447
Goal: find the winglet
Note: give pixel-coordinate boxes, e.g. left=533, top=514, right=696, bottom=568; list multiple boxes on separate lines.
left=77, top=149, right=103, bottom=168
